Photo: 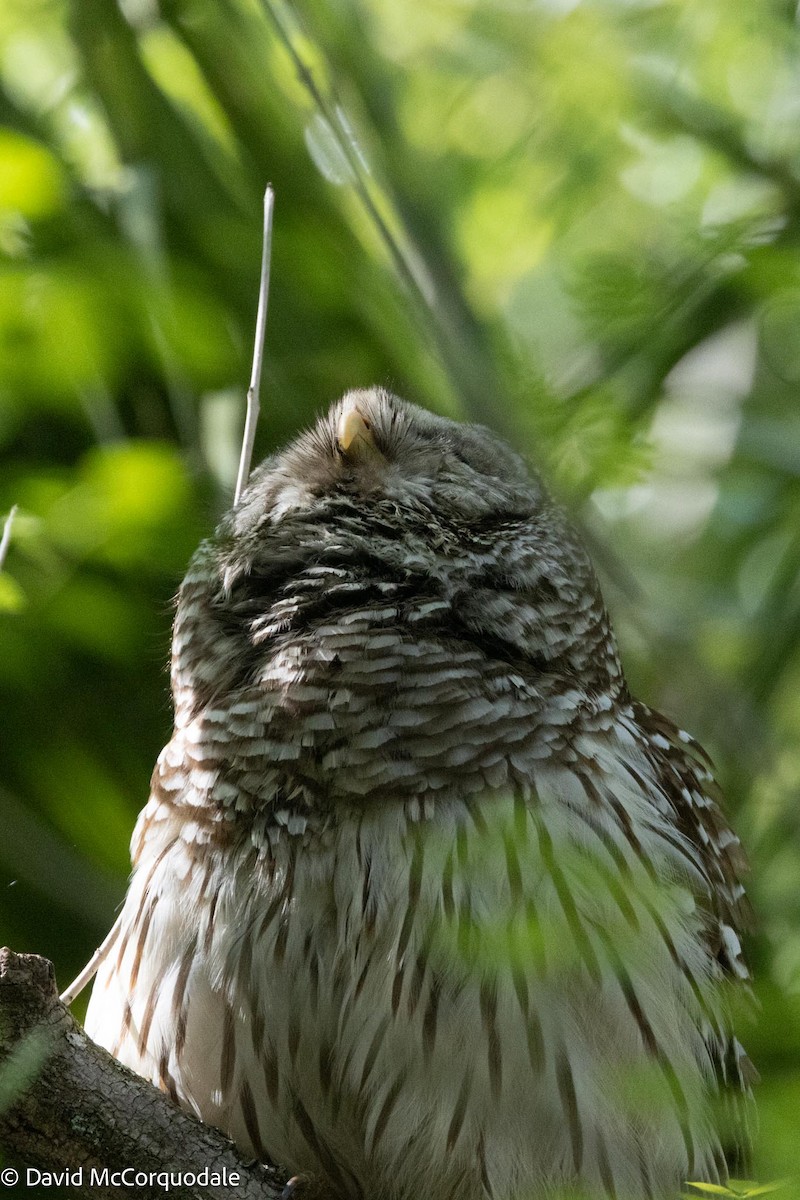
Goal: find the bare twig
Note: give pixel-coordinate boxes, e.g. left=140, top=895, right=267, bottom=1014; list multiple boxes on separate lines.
left=253, top=2, right=508, bottom=434
left=58, top=912, right=124, bottom=1006
left=0, top=505, right=18, bottom=572
left=259, top=2, right=433, bottom=312
left=235, top=185, right=275, bottom=506
left=0, top=948, right=296, bottom=1200
left=61, top=184, right=275, bottom=996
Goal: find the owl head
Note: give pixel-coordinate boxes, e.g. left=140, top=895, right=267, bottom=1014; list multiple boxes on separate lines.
left=234, top=387, right=541, bottom=528
left=173, top=389, right=624, bottom=737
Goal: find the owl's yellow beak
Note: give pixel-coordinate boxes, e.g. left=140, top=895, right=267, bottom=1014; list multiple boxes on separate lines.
left=337, top=407, right=383, bottom=463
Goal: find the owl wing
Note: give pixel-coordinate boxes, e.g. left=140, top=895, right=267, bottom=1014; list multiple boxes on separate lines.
left=622, top=702, right=757, bottom=1169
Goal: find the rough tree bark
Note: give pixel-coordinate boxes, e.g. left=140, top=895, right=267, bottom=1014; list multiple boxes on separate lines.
left=0, top=948, right=300, bottom=1200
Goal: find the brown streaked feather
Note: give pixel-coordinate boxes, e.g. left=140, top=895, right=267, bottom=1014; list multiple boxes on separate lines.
left=288, top=1010, right=301, bottom=1065
left=158, top=1047, right=178, bottom=1104
left=171, top=939, right=196, bottom=1059
left=445, top=1067, right=473, bottom=1152
left=479, top=979, right=502, bottom=1101
left=239, top=1078, right=265, bottom=1160
left=292, top=1093, right=359, bottom=1197
left=358, top=1015, right=390, bottom=1094
left=596, top=1132, right=617, bottom=1199
left=318, top=1036, right=334, bottom=1100
left=477, top=1132, right=493, bottom=1198
left=369, top=1076, right=405, bottom=1154
left=536, top=816, right=602, bottom=984
left=261, top=1040, right=280, bottom=1107
left=556, top=1049, right=583, bottom=1173
left=137, top=983, right=159, bottom=1059
left=422, top=973, right=440, bottom=1062
left=220, top=1004, right=236, bottom=1096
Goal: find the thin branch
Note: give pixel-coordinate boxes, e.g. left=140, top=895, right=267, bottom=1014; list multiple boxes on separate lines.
left=59, top=196, right=276, bottom=1002
left=0, top=505, right=18, bottom=571
left=0, top=948, right=297, bottom=1200
left=235, top=185, right=275, bottom=506
left=259, top=2, right=431, bottom=309
left=254, top=0, right=509, bottom=433
left=58, top=913, right=124, bottom=1006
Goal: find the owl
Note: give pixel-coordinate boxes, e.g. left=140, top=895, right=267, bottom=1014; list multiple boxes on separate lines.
left=85, top=388, right=751, bottom=1200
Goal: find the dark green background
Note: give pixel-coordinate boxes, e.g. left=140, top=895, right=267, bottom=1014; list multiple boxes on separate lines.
left=2, top=0, right=800, bottom=1190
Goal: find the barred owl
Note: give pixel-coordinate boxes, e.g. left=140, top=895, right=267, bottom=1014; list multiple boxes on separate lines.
left=85, top=388, right=752, bottom=1200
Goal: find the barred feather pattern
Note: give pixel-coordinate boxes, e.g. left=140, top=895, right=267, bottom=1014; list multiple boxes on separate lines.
left=85, top=389, right=752, bottom=1200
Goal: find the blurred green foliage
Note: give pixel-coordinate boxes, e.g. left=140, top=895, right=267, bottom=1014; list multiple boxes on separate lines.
left=2, top=0, right=800, bottom=1188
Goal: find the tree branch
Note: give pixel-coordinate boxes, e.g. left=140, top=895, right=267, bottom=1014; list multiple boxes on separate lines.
left=0, top=949, right=290, bottom=1200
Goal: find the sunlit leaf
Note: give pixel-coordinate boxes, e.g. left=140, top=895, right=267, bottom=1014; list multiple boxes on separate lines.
left=0, top=573, right=26, bottom=612
left=0, top=129, right=65, bottom=219
left=684, top=1185, right=739, bottom=1196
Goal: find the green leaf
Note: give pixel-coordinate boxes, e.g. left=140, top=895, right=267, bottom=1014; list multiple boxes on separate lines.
left=684, top=1186, right=739, bottom=1197
left=0, top=573, right=25, bottom=613
left=728, top=1184, right=791, bottom=1197
left=0, top=130, right=65, bottom=219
